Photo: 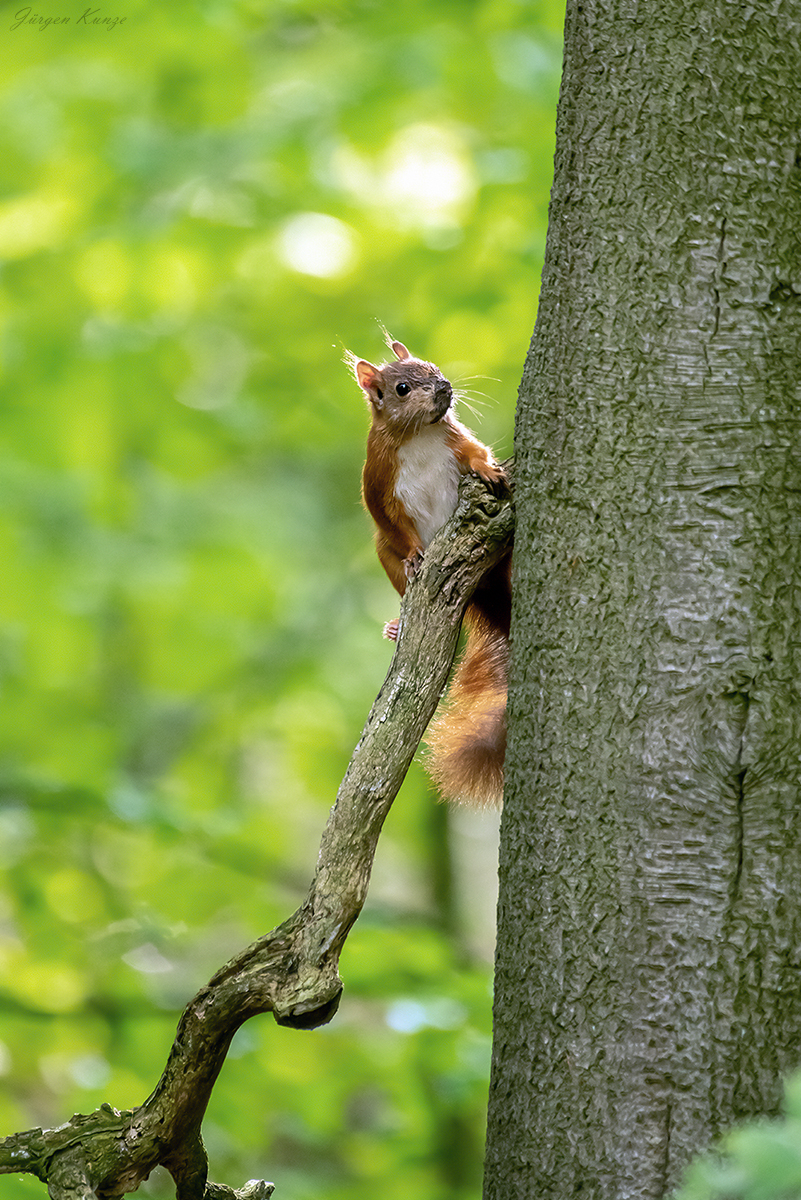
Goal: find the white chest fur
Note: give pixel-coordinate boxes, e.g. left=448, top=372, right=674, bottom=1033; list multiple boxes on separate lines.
left=395, top=424, right=461, bottom=548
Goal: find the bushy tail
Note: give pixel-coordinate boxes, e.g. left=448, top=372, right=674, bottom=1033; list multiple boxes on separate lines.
left=425, top=609, right=508, bottom=807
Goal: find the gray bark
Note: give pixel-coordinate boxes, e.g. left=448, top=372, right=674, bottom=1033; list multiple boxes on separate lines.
left=485, top=0, right=801, bottom=1196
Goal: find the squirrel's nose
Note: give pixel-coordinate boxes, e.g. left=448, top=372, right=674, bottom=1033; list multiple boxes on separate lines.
left=431, top=381, right=453, bottom=423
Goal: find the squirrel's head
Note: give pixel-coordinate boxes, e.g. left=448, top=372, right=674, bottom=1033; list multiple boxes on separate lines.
left=346, top=338, right=453, bottom=434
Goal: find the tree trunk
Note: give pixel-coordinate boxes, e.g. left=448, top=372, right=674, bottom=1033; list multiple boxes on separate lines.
left=485, top=0, right=801, bottom=1196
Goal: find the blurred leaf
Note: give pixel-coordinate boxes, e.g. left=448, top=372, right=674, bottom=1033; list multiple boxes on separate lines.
left=677, top=1073, right=801, bottom=1200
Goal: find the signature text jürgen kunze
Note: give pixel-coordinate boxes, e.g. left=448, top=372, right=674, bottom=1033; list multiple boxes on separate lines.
left=11, top=7, right=126, bottom=29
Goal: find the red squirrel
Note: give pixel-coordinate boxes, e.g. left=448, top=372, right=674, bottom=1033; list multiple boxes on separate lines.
left=346, top=336, right=511, bottom=806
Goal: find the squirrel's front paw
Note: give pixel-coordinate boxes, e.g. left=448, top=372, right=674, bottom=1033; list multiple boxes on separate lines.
left=383, top=618, right=400, bottom=642
left=403, top=550, right=424, bottom=580
left=474, top=462, right=508, bottom=496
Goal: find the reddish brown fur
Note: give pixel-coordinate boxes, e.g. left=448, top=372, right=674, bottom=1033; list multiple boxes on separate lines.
left=426, top=608, right=509, bottom=806
left=361, top=424, right=422, bottom=592
left=348, top=337, right=511, bottom=806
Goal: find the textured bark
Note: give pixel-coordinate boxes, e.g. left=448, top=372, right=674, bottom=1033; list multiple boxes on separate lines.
left=485, top=0, right=801, bottom=1197
left=0, top=473, right=513, bottom=1200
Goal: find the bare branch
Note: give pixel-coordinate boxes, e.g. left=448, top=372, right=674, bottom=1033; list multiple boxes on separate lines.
left=0, top=467, right=514, bottom=1199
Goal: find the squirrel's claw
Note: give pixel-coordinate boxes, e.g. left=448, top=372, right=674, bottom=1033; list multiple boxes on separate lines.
left=473, top=463, right=508, bottom=497
left=403, top=550, right=424, bottom=580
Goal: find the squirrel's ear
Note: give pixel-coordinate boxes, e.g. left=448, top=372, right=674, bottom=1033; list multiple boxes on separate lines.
left=356, top=359, right=378, bottom=389
left=391, top=341, right=411, bottom=361
left=356, top=359, right=384, bottom=409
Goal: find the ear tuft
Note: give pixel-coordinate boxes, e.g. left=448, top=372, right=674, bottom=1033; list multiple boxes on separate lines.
left=391, top=341, right=411, bottom=361
left=342, top=348, right=361, bottom=379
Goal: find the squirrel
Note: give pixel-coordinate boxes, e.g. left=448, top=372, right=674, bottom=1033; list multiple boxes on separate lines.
left=345, top=336, right=511, bottom=807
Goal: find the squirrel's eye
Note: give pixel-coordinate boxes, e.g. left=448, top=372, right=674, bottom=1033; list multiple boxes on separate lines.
left=396, top=382, right=411, bottom=397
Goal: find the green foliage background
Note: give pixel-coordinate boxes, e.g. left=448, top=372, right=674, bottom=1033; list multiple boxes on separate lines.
left=676, top=1073, right=801, bottom=1200
left=0, top=2, right=560, bottom=1197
